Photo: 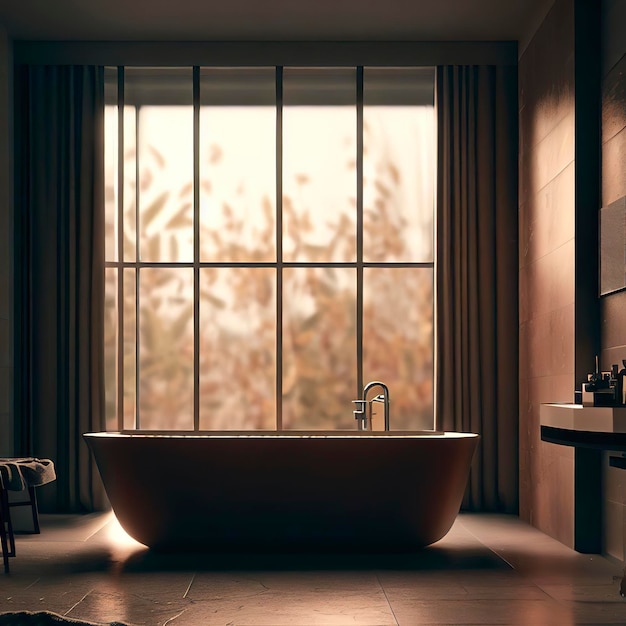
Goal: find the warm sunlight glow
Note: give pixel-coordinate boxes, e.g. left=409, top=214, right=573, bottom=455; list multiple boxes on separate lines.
left=104, top=511, right=146, bottom=550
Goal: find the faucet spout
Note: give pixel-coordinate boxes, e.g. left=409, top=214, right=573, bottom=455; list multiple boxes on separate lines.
left=362, top=381, right=390, bottom=431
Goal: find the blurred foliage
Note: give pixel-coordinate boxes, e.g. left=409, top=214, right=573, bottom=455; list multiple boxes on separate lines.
left=104, top=105, right=433, bottom=432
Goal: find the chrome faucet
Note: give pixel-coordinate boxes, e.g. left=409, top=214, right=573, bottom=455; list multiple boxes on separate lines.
left=353, top=381, right=390, bottom=431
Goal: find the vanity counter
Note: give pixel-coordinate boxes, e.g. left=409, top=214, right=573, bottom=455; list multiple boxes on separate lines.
left=540, top=403, right=626, bottom=451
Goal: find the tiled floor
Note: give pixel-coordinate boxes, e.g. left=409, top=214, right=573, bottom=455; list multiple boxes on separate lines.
left=2, top=513, right=626, bottom=625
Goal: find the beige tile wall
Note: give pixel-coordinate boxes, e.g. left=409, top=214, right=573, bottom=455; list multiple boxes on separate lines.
left=518, top=0, right=577, bottom=547
left=520, top=0, right=626, bottom=560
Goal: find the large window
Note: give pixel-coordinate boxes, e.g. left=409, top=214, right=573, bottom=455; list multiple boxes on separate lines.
left=104, top=66, right=435, bottom=432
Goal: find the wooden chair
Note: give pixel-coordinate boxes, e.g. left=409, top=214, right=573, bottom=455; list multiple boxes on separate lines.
left=0, top=474, right=13, bottom=573
left=0, top=459, right=55, bottom=573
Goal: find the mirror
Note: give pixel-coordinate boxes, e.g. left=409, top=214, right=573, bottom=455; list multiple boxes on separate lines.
left=600, top=195, right=626, bottom=296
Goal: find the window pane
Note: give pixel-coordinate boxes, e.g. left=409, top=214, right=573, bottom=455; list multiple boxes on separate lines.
left=123, top=268, right=136, bottom=429
left=104, top=67, right=118, bottom=262
left=199, top=268, right=276, bottom=429
left=363, top=267, right=434, bottom=430
left=138, top=268, right=194, bottom=429
left=283, top=68, right=356, bottom=263
left=123, top=106, right=137, bottom=261
left=199, top=68, right=276, bottom=262
left=126, top=68, right=194, bottom=263
left=363, top=68, right=435, bottom=263
left=104, top=268, right=117, bottom=431
left=283, top=267, right=357, bottom=429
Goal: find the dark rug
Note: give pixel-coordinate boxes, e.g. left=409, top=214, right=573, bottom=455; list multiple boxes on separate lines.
left=0, top=612, right=129, bottom=626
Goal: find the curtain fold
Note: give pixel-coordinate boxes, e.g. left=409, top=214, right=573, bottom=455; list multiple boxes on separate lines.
left=436, top=65, right=518, bottom=512
left=14, top=65, right=106, bottom=512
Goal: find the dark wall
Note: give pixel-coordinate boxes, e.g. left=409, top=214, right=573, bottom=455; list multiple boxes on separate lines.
left=0, top=27, right=12, bottom=456
left=599, top=0, right=626, bottom=371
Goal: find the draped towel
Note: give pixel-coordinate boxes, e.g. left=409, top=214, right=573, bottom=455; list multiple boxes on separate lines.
left=0, top=458, right=56, bottom=491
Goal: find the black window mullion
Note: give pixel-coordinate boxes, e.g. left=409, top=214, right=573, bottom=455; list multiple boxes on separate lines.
left=193, top=66, right=200, bottom=432
left=135, top=103, right=141, bottom=429
left=275, top=66, right=283, bottom=431
left=116, top=66, right=124, bottom=432
left=356, top=66, right=364, bottom=398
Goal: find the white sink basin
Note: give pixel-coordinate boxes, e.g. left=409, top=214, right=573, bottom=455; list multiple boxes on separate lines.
left=540, top=403, right=626, bottom=433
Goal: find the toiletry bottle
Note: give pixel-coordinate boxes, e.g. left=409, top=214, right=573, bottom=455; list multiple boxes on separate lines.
left=619, top=360, right=626, bottom=406
left=583, top=374, right=596, bottom=407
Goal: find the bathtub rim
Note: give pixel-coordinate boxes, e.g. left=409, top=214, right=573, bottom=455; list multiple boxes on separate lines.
left=84, top=430, right=479, bottom=439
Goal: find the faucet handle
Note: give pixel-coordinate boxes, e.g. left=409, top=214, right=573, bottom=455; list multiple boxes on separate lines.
left=352, top=400, right=367, bottom=415
left=352, top=400, right=369, bottom=430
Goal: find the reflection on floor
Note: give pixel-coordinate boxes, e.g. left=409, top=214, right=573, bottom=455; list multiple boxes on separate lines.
left=1, top=513, right=626, bottom=625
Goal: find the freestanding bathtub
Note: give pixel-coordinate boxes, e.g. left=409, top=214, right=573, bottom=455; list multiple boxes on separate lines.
left=83, top=431, right=478, bottom=551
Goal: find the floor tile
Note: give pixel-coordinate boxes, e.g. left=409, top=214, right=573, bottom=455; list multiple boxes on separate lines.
left=391, top=598, right=574, bottom=625
left=65, top=588, right=189, bottom=626
left=185, top=570, right=395, bottom=625
left=163, top=594, right=397, bottom=625
left=14, top=513, right=112, bottom=543
left=3, top=513, right=626, bottom=626
left=567, top=601, right=626, bottom=624
left=538, top=580, right=624, bottom=600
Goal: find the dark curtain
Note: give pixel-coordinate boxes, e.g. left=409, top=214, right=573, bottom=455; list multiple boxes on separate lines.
left=436, top=65, right=519, bottom=512
left=14, top=65, right=106, bottom=512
